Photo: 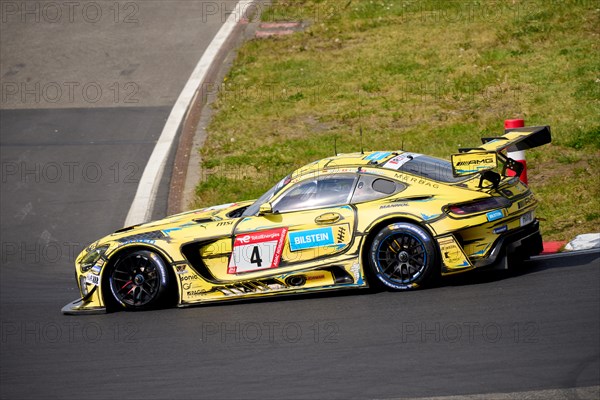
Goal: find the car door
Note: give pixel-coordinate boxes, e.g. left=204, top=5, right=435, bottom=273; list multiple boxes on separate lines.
left=224, top=173, right=358, bottom=279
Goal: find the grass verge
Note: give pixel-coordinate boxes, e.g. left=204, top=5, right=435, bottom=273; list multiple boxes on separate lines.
left=194, top=0, right=599, bottom=241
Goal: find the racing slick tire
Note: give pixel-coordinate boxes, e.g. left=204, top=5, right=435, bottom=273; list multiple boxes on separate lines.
left=106, top=249, right=171, bottom=311
left=368, top=222, right=437, bottom=290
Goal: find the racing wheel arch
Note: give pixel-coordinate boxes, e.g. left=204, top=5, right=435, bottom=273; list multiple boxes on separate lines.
left=359, top=214, right=441, bottom=286
left=100, top=243, right=180, bottom=310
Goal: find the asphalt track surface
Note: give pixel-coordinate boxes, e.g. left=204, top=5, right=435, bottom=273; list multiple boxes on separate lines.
left=1, top=2, right=599, bottom=400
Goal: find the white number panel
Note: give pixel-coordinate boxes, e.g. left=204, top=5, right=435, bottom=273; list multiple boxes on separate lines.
left=85, top=273, right=100, bottom=286
left=228, top=228, right=288, bottom=274
left=520, top=210, right=534, bottom=227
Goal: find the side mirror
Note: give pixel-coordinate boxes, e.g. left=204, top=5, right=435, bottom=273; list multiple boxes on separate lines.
left=258, top=202, right=273, bottom=216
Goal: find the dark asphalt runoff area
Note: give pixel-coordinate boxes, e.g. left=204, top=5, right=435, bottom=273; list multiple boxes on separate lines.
left=1, top=1, right=599, bottom=400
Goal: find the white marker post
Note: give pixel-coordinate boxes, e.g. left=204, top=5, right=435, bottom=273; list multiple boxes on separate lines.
left=504, top=118, right=528, bottom=184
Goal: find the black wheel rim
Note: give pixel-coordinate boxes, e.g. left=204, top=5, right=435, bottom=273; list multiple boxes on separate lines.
left=110, top=253, right=160, bottom=307
left=376, top=232, right=427, bottom=285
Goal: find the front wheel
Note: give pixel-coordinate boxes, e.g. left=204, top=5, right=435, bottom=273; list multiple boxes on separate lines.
left=368, top=222, right=437, bottom=290
left=107, top=250, right=171, bottom=310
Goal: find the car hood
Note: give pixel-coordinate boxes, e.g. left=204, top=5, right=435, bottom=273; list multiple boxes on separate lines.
left=98, top=200, right=254, bottom=246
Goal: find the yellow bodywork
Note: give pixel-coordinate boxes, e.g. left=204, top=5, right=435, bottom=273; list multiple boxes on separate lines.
left=64, top=126, right=550, bottom=314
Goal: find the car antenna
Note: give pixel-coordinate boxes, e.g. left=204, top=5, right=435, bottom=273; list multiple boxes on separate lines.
left=360, top=126, right=364, bottom=155
left=334, top=136, right=338, bottom=156
left=358, top=104, right=365, bottom=155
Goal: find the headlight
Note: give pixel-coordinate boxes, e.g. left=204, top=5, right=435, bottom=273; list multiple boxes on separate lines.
left=79, top=245, right=109, bottom=273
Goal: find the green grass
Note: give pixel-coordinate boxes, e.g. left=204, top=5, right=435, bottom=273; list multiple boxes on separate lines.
left=194, top=0, right=600, bottom=241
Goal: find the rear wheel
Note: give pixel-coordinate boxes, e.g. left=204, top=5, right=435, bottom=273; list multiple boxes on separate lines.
left=107, top=250, right=171, bottom=310
left=368, top=222, right=437, bottom=290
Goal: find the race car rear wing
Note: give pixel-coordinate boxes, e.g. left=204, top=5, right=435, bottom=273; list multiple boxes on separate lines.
left=451, top=125, right=551, bottom=178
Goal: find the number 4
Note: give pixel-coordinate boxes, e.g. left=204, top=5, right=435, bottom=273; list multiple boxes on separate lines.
left=250, top=246, right=263, bottom=267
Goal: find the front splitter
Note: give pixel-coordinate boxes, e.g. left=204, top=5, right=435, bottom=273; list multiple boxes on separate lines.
left=62, top=298, right=106, bottom=315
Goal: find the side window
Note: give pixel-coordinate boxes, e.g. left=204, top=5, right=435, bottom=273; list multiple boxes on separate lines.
left=351, top=175, right=406, bottom=204
left=273, top=175, right=357, bottom=213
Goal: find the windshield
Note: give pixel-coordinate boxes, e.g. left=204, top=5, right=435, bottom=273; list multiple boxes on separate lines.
left=241, top=174, right=292, bottom=217
left=273, top=174, right=357, bottom=213
left=398, top=156, right=468, bottom=183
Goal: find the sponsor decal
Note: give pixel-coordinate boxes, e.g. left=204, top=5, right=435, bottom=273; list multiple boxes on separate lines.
left=228, top=228, right=288, bottom=274
left=118, top=239, right=156, bottom=246
left=350, top=262, right=363, bottom=285
left=380, top=203, right=408, bottom=209
left=326, top=167, right=358, bottom=174
left=361, top=169, right=387, bottom=176
left=306, top=274, right=325, bottom=281
left=393, top=173, right=440, bottom=189
left=175, top=265, right=188, bottom=274
left=486, top=209, right=504, bottom=222
left=186, top=290, right=208, bottom=297
left=182, top=282, right=193, bottom=290
left=289, top=227, right=334, bottom=251
left=455, top=158, right=495, bottom=166
left=337, top=226, right=346, bottom=243
left=493, top=225, right=508, bottom=234
left=451, top=152, right=497, bottom=175
left=383, top=153, right=421, bottom=170
left=438, top=237, right=471, bottom=269
left=216, top=220, right=234, bottom=227
left=91, top=265, right=102, bottom=274
left=364, top=151, right=391, bottom=161
left=181, top=275, right=200, bottom=281
left=85, top=273, right=100, bottom=286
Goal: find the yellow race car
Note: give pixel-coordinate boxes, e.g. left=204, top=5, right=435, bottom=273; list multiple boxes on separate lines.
left=63, top=125, right=551, bottom=314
